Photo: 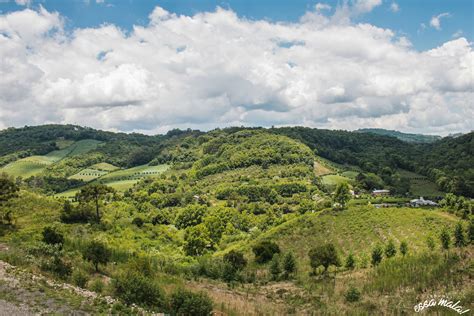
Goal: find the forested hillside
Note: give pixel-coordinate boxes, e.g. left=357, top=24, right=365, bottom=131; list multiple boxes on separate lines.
left=0, top=125, right=472, bottom=314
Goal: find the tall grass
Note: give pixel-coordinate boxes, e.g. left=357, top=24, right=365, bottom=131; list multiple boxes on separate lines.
left=366, top=252, right=463, bottom=293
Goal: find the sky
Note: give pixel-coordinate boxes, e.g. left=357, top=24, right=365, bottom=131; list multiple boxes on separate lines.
left=0, top=0, right=472, bottom=135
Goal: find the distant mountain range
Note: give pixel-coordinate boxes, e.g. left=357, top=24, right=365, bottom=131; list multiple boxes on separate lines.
left=356, top=128, right=442, bottom=143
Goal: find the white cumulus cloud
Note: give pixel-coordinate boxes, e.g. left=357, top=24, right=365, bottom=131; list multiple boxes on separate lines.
left=0, top=5, right=472, bottom=135
left=430, top=12, right=451, bottom=30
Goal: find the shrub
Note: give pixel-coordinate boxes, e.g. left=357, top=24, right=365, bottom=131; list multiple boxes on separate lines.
left=71, top=269, right=89, bottom=288
left=169, top=288, right=213, bottom=316
left=89, top=279, right=104, bottom=294
left=400, top=241, right=408, bottom=256
left=454, top=222, right=467, bottom=247
left=82, top=240, right=111, bottom=272
left=184, top=224, right=213, bottom=256
left=42, top=226, right=64, bottom=247
left=223, top=250, right=247, bottom=271
left=282, top=252, right=297, bottom=277
left=345, top=253, right=356, bottom=270
left=345, top=286, right=361, bottom=302
left=252, top=241, right=280, bottom=264
left=371, top=245, right=383, bottom=266
left=385, top=240, right=397, bottom=258
left=269, top=254, right=281, bottom=280
left=132, top=217, right=144, bottom=228
left=440, top=228, right=451, bottom=250
left=113, top=271, right=165, bottom=309
left=308, top=243, right=340, bottom=272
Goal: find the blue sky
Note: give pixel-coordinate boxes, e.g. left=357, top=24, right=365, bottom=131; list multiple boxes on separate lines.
left=0, top=0, right=472, bottom=135
left=1, top=0, right=472, bottom=50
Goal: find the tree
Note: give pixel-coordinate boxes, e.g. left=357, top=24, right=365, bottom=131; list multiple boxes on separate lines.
left=371, top=245, right=383, bottom=266
left=0, top=177, right=19, bottom=225
left=468, top=219, right=474, bottom=244
left=175, top=205, right=206, bottom=229
left=42, top=226, right=64, bottom=248
left=282, top=252, right=297, bottom=278
left=454, top=222, right=467, bottom=247
left=308, top=243, right=340, bottom=272
left=76, top=184, right=114, bottom=222
left=426, top=236, right=436, bottom=251
left=269, top=254, right=281, bottom=280
left=345, top=253, right=356, bottom=270
left=184, top=224, right=213, bottom=256
left=223, top=250, right=247, bottom=272
left=400, top=241, right=408, bottom=257
left=333, top=183, right=351, bottom=209
left=113, top=270, right=165, bottom=309
left=169, top=288, right=213, bottom=316
left=440, top=228, right=451, bottom=251
left=0, top=177, right=19, bottom=203
left=82, top=240, right=110, bottom=272
left=252, top=241, right=280, bottom=264
left=132, top=217, right=144, bottom=228
left=385, top=239, right=397, bottom=258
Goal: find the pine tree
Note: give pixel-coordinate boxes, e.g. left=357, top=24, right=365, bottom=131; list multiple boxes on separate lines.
left=440, top=228, right=451, bottom=251
left=385, top=239, right=397, bottom=258
left=399, top=241, right=408, bottom=256
left=468, top=219, right=474, bottom=244
left=371, top=245, right=383, bottom=266
left=345, top=253, right=356, bottom=270
left=454, top=222, right=467, bottom=247
left=269, top=254, right=281, bottom=280
left=282, top=252, right=297, bottom=278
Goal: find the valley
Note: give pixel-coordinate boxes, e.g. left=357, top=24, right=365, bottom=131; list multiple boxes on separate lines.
left=0, top=125, right=472, bottom=315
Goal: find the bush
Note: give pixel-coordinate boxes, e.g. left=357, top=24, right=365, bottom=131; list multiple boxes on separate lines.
left=385, top=239, right=397, bottom=258
left=252, top=241, right=280, bottom=264
left=113, top=271, right=165, bottom=309
left=71, top=269, right=89, bottom=288
left=308, top=243, right=340, bottom=272
left=223, top=250, right=247, bottom=271
left=371, top=245, right=383, bottom=266
left=169, top=288, right=213, bottom=316
left=42, top=226, right=64, bottom=247
left=345, top=253, right=356, bottom=270
left=82, top=240, right=110, bottom=272
left=89, top=278, right=104, bottom=294
left=345, top=286, right=361, bottom=302
left=282, top=252, right=297, bottom=277
left=132, top=217, right=144, bottom=228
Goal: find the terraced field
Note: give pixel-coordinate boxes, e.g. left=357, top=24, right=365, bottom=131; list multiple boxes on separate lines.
left=57, top=164, right=170, bottom=197
left=0, top=139, right=103, bottom=178
left=399, top=169, right=445, bottom=197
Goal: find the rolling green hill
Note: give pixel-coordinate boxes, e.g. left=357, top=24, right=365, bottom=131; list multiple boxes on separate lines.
left=1, top=139, right=102, bottom=178
left=0, top=125, right=472, bottom=315
left=357, top=128, right=442, bottom=143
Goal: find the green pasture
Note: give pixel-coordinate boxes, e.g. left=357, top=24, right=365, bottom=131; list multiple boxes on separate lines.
left=321, top=174, right=352, bottom=186
left=1, top=139, right=103, bottom=178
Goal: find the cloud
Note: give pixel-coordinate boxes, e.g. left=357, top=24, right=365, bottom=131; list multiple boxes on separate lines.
left=14, top=0, right=31, bottom=6
left=430, top=12, right=451, bottom=30
left=390, top=2, right=399, bottom=13
left=315, top=3, right=331, bottom=12
left=353, top=0, right=382, bottom=14
left=0, top=6, right=472, bottom=135
left=452, top=29, right=463, bottom=38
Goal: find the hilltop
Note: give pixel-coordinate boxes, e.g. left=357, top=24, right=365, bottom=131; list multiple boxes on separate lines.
left=0, top=124, right=472, bottom=314
left=357, top=128, right=442, bottom=143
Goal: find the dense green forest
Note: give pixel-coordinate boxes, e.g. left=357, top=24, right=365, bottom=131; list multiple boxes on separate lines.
left=0, top=124, right=472, bottom=314
left=356, top=128, right=442, bottom=143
